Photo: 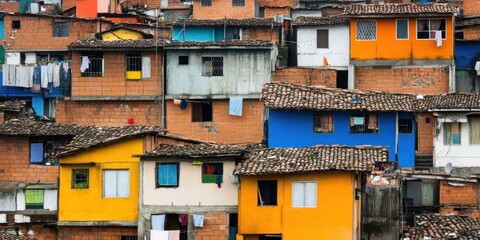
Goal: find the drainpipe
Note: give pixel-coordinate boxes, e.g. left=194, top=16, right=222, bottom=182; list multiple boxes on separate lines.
left=395, top=112, right=399, bottom=167
left=162, top=48, right=166, bottom=130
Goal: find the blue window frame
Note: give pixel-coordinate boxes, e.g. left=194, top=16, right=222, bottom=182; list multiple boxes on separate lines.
left=157, top=163, right=179, bottom=187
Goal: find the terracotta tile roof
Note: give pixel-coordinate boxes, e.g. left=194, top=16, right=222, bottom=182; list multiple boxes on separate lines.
left=301, top=0, right=363, bottom=2
left=234, top=145, right=388, bottom=175
left=57, top=125, right=163, bottom=157
left=69, top=39, right=166, bottom=49
left=95, top=26, right=154, bottom=39
left=293, top=16, right=349, bottom=26
left=457, top=17, right=480, bottom=27
left=0, top=232, right=32, bottom=240
left=342, top=3, right=457, bottom=15
left=262, top=82, right=417, bottom=112
left=0, top=118, right=87, bottom=136
left=407, top=214, right=480, bottom=239
left=135, top=143, right=246, bottom=158
left=171, top=18, right=281, bottom=27
left=417, top=93, right=480, bottom=111
left=0, top=100, right=26, bottom=112
left=165, top=40, right=275, bottom=48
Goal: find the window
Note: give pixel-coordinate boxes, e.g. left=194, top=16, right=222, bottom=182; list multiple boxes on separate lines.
left=30, top=140, right=60, bottom=165
left=316, top=29, right=328, bottom=48
left=258, top=180, right=277, bottom=206
left=396, top=19, right=408, bottom=40
left=292, top=182, right=316, bottom=207
left=192, top=102, right=212, bottom=122
left=201, top=0, right=211, bottom=6
left=25, top=189, right=44, bottom=209
left=417, top=19, right=446, bottom=39
left=398, top=119, right=413, bottom=133
left=72, top=169, right=89, bottom=189
left=356, top=20, right=376, bottom=40
left=12, top=20, right=20, bottom=29
left=350, top=114, right=379, bottom=133
left=232, top=0, right=245, bottom=6
left=179, top=56, right=189, bottom=65
left=444, top=122, right=461, bottom=145
left=125, top=52, right=142, bottom=80
left=53, top=21, right=69, bottom=37
left=103, top=170, right=130, bottom=198
left=202, top=163, right=223, bottom=183
left=226, top=27, right=240, bottom=40
left=157, top=163, right=179, bottom=187
left=470, top=117, right=480, bottom=144
left=313, top=113, right=333, bottom=133
left=81, top=53, right=103, bottom=77
left=202, top=57, right=223, bottom=76
left=120, top=237, right=138, bottom=240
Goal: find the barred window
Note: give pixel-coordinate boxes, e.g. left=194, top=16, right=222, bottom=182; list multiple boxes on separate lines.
left=72, top=169, right=89, bottom=189
left=232, top=0, right=245, bottom=6
left=201, top=0, right=211, bottom=6
left=53, top=22, right=69, bottom=37
left=398, top=119, right=413, bottom=133
left=202, top=57, right=223, bottom=76
left=356, top=20, right=376, bottom=40
left=81, top=53, right=103, bottom=77
left=125, top=52, right=142, bottom=71
left=313, top=113, right=333, bottom=133
left=350, top=114, right=379, bottom=133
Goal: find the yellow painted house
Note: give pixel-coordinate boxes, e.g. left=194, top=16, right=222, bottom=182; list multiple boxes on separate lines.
left=96, top=26, right=153, bottom=42
left=234, top=145, right=388, bottom=240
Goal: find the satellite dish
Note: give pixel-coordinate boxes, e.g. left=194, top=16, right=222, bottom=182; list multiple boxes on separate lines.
left=445, top=162, right=453, bottom=174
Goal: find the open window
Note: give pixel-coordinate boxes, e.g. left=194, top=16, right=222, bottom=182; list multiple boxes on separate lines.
left=151, top=214, right=188, bottom=240
left=444, top=122, right=461, bottom=145
left=398, top=119, right=413, bottom=134
left=258, top=180, right=277, bottom=206
left=30, top=138, right=61, bottom=166
left=81, top=52, right=103, bottom=77
left=313, top=112, right=333, bottom=133
left=192, top=102, right=212, bottom=122
left=350, top=114, right=379, bottom=133
left=202, top=163, right=223, bottom=183
left=157, top=163, right=179, bottom=187
left=202, top=57, right=223, bottom=76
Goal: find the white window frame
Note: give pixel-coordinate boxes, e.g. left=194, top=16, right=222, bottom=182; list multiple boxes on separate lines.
left=416, top=18, right=447, bottom=40
left=356, top=19, right=377, bottom=41
left=396, top=19, right=409, bottom=40
left=292, top=181, right=317, bottom=208
left=103, top=169, right=130, bottom=198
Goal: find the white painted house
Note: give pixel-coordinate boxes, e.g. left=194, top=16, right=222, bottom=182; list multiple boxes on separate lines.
left=294, top=17, right=350, bottom=69
left=136, top=144, right=245, bottom=240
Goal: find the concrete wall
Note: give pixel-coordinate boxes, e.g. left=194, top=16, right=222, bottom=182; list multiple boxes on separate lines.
left=58, top=226, right=137, bottom=240
left=166, top=48, right=274, bottom=98
left=16, top=189, right=57, bottom=211
left=142, top=161, right=238, bottom=206
left=297, top=25, right=349, bottom=68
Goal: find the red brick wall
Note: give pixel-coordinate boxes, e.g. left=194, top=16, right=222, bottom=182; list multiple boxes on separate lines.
left=265, top=7, right=291, bottom=18
left=3, top=15, right=101, bottom=51
left=273, top=68, right=337, bottom=87
left=439, top=180, right=479, bottom=217
left=192, top=0, right=254, bottom=19
left=0, top=137, right=58, bottom=182
left=193, top=212, right=229, bottom=240
left=258, top=0, right=297, bottom=8
left=355, top=67, right=449, bottom=95
left=70, top=52, right=162, bottom=97
left=416, top=113, right=434, bottom=154
left=56, top=99, right=162, bottom=126
left=0, top=2, right=19, bottom=12
left=242, top=27, right=280, bottom=42
left=463, top=0, right=480, bottom=16
left=463, top=26, right=480, bottom=40
left=62, top=0, right=76, bottom=11
left=58, top=226, right=137, bottom=240
left=166, top=100, right=263, bottom=144
left=18, top=223, right=58, bottom=240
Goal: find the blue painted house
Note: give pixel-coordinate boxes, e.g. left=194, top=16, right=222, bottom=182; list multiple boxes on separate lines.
left=262, top=82, right=418, bottom=167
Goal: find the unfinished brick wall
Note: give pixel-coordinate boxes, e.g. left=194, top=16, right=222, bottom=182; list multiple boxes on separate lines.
left=3, top=15, right=101, bottom=50
left=0, top=2, right=19, bottom=12
left=192, top=212, right=229, bottom=240
left=463, top=0, right=480, bottom=16
left=62, top=0, right=76, bottom=11
left=0, top=137, right=58, bottom=183
left=416, top=113, right=434, bottom=154
left=273, top=67, right=337, bottom=87
left=192, top=0, right=254, bottom=19
left=18, top=223, right=58, bottom=240
left=242, top=27, right=280, bottom=42
left=463, top=26, right=480, bottom=40
left=56, top=99, right=162, bottom=126
left=70, top=51, right=162, bottom=97
left=166, top=100, right=264, bottom=144
left=265, top=7, right=291, bottom=18
left=355, top=67, right=450, bottom=95
left=58, top=226, right=137, bottom=240
left=258, top=0, right=297, bottom=8
left=439, top=180, right=479, bottom=217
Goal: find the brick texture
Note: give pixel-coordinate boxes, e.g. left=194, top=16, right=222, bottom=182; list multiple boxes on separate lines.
left=242, top=27, right=280, bottom=42
left=192, top=0, right=254, bottom=19
left=355, top=67, right=449, bottom=95
left=463, top=0, right=480, bottom=16
left=265, top=7, right=291, bottom=18
left=0, top=2, right=19, bottom=12
left=17, top=223, right=58, bottom=240
left=258, top=0, right=296, bottom=8
left=2, top=15, right=100, bottom=51
left=273, top=67, right=337, bottom=87
left=439, top=180, right=479, bottom=217
left=166, top=100, right=264, bottom=144
left=70, top=52, right=162, bottom=97
left=463, top=26, right=480, bottom=40
left=56, top=99, right=162, bottom=126
left=0, top=137, right=58, bottom=182
left=416, top=113, right=434, bottom=154
left=58, top=226, right=137, bottom=240
left=62, top=0, right=76, bottom=11
left=192, top=212, right=229, bottom=240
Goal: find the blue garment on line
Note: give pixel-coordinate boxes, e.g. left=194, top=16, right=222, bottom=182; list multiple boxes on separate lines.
left=229, top=97, right=243, bottom=116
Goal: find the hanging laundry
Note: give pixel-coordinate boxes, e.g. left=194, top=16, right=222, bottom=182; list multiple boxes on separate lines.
left=180, top=100, right=187, bottom=110
left=151, top=214, right=166, bottom=230
left=193, top=215, right=204, bottom=227
left=40, top=65, right=48, bottom=88
left=2, top=64, right=13, bottom=86
left=150, top=230, right=169, bottom=240
left=142, top=56, right=151, bottom=79
left=434, top=31, right=442, bottom=47
left=179, top=214, right=188, bottom=226
left=80, top=56, right=90, bottom=73
left=15, top=66, right=33, bottom=88
left=475, top=61, right=480, bottom=76
left=6, top=52, right=20, bottom=65
left=229, top=96, right=243, bottom=116
left=47, top=63, right=54, bottom=83
left=168, top=230, right=180, bottom=240
left=25, top=53, right=37, bottom=64
left=53, top=64, right=61, bottom=87
left=62, top=62, right=69, bottom=78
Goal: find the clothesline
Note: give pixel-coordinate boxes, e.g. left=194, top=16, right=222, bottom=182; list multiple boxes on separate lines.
left=2, top=62, right=71, bottom=89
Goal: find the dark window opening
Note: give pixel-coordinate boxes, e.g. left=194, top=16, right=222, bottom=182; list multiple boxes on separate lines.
left=125, top=52, right=142, bottom=71
left=226, top=27, right=240, bottom=40
left=399, top=119, right=413, bottom=133
left=350, top=114, right=379, bottom=133
left=164, top=214, right=188, bottom=240
left=313, top=112, right=333, bottom=133
left=316, top=29, right=328, bottom=48
left=12, top=20, right=20, bottom=29
left=259, top=235, right=282, bottom=240
left=120, top=236, right=138, bottom=240
left=178, top=56, right=189, bottom=65
left=192, top=102, right=212, bottom=122
left=336, top=70, right=348, bottom=89
left=81, top=52, right=103, bottom=77
left=232, top=0, right=245, bottom=6
left=202, top=163, right=223, bottom=184
left=202, top=57, right=223, bottom=76
left=417, top=19, right=446, bottom=39
left=201, top=0, right=211, bottom=6
left=229, top=213, right=238, bottom=240
left=72, top=169, right=89, bottom=189
left=258, top=180, right=277, bottom=206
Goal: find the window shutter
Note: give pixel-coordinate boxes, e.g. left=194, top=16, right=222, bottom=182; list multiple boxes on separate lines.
left=158, top=164, right=178, bottom=186
left=117, top=170, right=130, bottom=197
left=316, top=30, right=328, bottom=48
left=305, top=182, right=317, bottom=207
left=142, top=56, right=151, bottom=79
left=103, top=170, right=117, bottom=197
left=292, top=182, right=305, bottom=207
left=30, top=143, right=44, bottom=163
